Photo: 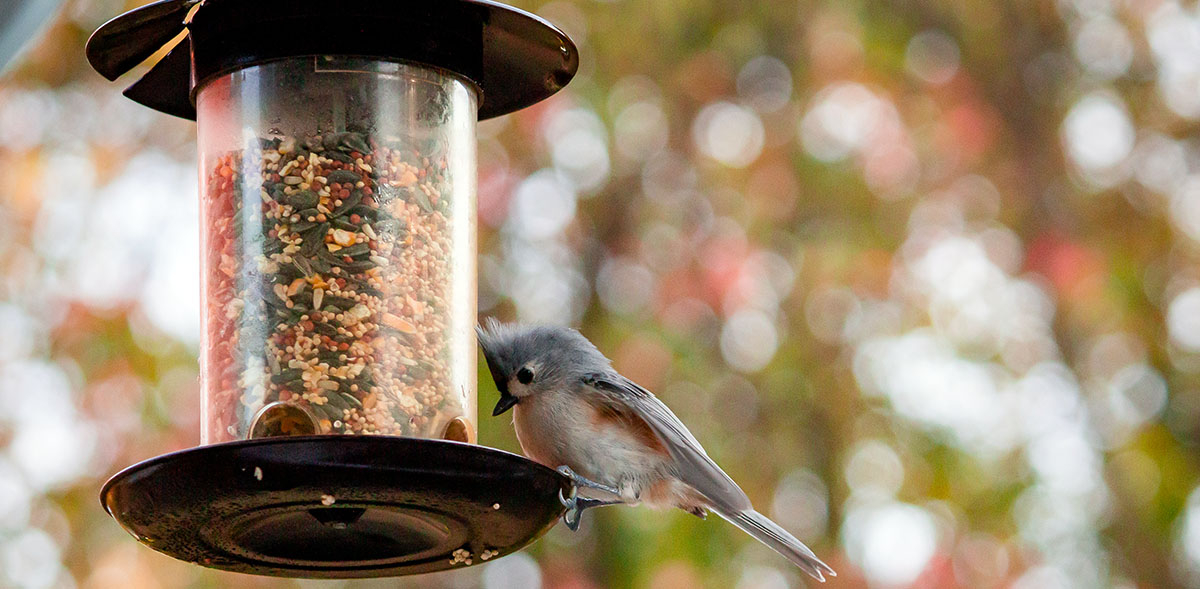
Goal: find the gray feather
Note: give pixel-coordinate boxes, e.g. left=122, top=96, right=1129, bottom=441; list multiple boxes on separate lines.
left=714, top=507, right=836, bottom=583
left=582, top=373, right=753, bottom=513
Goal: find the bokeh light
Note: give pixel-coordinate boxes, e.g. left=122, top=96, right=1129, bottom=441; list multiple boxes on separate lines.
left=800, top=82, right=884, bottom=163
left=1062, top=92, right=1134, bottom=185
left=905, top=30, right=960, bottom=85
left=843, top=501, right=938, bottom=587
left=692, top=101, right=765, bottom=168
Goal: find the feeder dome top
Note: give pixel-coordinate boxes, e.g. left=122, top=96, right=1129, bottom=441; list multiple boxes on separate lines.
left=85, top=0, right=579, bottom=120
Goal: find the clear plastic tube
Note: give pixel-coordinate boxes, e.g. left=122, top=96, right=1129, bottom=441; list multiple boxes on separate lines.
left=196, top=57, right=477, bottom=444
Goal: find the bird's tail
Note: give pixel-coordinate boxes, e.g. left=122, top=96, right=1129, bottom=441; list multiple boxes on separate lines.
left=714, top=507, right=836, bottom=582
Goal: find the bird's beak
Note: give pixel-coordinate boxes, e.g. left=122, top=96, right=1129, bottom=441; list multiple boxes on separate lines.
left=492, top=392, right=519, bottom=416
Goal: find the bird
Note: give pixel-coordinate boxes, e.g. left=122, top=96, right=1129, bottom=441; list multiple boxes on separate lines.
left=476, top=319, right=836, bottom=582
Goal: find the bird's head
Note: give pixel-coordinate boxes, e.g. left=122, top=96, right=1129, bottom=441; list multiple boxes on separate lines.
left=475, top=318, right=610, bottom=416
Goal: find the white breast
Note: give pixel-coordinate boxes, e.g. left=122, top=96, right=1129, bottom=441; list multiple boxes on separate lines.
left=512, top=390, right=680, bottom=505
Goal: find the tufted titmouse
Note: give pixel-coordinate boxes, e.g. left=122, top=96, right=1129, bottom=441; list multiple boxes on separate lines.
left=476, top=320, right=836, bottom=582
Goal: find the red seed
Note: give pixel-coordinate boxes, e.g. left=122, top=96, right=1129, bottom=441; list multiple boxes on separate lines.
left=349, top=214, right=361, bottom=224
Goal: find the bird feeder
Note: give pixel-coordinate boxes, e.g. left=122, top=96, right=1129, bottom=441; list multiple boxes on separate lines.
left=86, top=0, right=577, bottom=578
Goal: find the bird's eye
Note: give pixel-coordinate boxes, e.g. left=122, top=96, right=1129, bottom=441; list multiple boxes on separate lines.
left=517, top=366, right=534, bottom=385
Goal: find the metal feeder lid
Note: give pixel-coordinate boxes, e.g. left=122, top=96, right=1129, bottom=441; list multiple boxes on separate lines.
left=102, top=436, right=571, bottom=578
left=85, top=0, right=579, bottom=120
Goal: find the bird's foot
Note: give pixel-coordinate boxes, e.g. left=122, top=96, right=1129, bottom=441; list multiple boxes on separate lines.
left=557, top=490, right=621, bottom=531
left=555, top=465, right=620, bottom=496
left=555, top=466, right=622, bottom=531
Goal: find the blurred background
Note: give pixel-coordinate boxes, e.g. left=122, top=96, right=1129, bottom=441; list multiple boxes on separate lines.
left=1, top=0, right=1199, bottom=587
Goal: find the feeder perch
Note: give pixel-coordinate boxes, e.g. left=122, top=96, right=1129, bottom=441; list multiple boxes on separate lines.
left=86, top=0, right=578, bottom=578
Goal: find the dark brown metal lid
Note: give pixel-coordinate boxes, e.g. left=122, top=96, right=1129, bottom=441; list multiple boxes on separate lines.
left=85, top=0, right=578, bottom=120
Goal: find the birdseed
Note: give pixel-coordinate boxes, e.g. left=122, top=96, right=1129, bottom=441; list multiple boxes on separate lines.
left=202, top=130, right=469, bottom=442
left=449, top=547, right=473, bottom=565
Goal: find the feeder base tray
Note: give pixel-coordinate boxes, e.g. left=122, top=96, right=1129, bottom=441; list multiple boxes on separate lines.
left=100, top=436, right=570, bottom=578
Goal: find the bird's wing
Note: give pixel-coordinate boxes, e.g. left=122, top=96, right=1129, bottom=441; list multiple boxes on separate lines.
left=582, top=372, right=753, bottom=513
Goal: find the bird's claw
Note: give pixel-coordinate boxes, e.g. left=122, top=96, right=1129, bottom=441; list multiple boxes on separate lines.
left=556, top=485, right=588, bottom=531
left=563, top=499, right=583, bottom=531
left=555, top=466, right=621, bottom=531
left=556, top=469, right=583, bottom=531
